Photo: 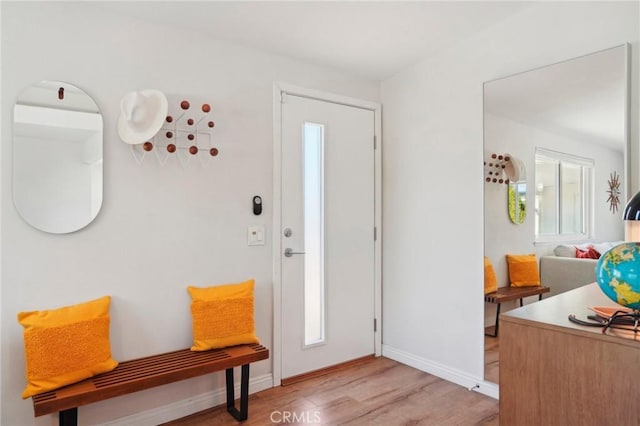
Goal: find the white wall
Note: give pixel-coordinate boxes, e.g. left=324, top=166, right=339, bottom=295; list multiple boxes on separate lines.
left=381, top=0, right=639, bottom=390
left=0, top=2, right=379, bottom=425
left=484, top=112, right=625, bottom=288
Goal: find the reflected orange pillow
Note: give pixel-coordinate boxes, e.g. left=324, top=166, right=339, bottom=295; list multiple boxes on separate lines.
left=484, top=257, right=498, bottom=294
left=506, top=254, right=540, bottom=287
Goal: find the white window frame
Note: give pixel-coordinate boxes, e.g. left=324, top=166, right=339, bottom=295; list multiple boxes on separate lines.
left=534, top=148, right=594, bottom=244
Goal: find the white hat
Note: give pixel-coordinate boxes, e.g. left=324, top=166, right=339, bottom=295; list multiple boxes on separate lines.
left=117, top=89, right=168, bottom=145
left=504, top=154, right=526, bottom=182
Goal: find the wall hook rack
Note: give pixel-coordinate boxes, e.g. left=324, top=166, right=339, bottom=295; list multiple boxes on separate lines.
left=484, top=153, right=510, bottom=184
left=129, top=96, right=219, bottom=167
left=484, top=152, right=524, bottom=184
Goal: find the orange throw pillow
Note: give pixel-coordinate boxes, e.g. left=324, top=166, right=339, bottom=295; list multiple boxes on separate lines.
left=187, top=279, right=260, bottom=351
left=484, top=257, right=498, bottom=294
left=506, top=254, right=540, bottom=287
left=18, top=296, right=118, bottom=398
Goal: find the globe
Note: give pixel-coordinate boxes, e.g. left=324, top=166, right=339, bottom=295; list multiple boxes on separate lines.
left=595, top=242, right=640, bottom=310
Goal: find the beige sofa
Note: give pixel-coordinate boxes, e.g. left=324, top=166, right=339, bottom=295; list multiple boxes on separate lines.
left=539, top=242, right=622, bottom=297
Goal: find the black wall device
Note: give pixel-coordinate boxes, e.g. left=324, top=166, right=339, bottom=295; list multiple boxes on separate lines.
left=253, top=195, right=262, bottom=215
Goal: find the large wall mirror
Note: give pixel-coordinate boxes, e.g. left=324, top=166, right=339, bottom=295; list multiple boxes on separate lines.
left=13, top=81, right=103, bottom=234
left=483, top=45, right=629, bottom=384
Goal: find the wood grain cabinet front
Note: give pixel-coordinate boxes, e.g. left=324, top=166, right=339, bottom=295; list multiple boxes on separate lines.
left=499, top=283, right=640, bottom=426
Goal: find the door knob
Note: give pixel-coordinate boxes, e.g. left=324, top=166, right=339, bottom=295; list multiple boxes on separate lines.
left=284, top=248, right=305, bottom=257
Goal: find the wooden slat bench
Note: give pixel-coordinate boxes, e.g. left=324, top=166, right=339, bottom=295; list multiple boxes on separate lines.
left=31, top=343, right=269, bottom=426
left=484, top=286, right=550, bottom=337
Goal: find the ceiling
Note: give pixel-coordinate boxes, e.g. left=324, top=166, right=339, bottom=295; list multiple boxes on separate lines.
left=484, top=45, right=627, bottom=152
left=96, top=1, right=533, bottom=81
left=95, top=2, right=626, bottom=151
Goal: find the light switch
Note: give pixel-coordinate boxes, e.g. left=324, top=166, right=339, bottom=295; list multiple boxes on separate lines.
left=248, top=226, right=265, bottom=246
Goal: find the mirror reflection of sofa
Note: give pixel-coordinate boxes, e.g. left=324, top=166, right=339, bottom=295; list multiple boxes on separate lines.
left=540, top=242, right=623, bottom=297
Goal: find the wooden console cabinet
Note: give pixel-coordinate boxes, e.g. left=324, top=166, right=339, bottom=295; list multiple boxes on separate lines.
left=500, top=283, right=640, bottom=425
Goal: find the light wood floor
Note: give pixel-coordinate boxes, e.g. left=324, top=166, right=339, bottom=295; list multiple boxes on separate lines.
left=162, top=357, right=498, bottom=425
left=484, top=333, right=500, bottom=384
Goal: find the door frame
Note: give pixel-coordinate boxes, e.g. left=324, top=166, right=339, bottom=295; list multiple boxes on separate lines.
left=272, top=82, right=382, bottom=386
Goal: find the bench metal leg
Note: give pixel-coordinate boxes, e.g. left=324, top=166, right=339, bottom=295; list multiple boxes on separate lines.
left=520, top=294, right=544, bottom=308
left=226, top=364, right=250, bottom=421
left=59, top=408, right=77, bottom=426
left=485, top=302, right=501, bottom=337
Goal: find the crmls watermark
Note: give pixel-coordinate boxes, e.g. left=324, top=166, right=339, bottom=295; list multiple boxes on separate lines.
left=270, top=410, right=322, bottom=424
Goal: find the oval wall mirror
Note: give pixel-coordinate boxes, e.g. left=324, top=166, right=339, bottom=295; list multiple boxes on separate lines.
left=13, top=81, right=103, bottom=233
left=505, top=156, right=526, bottom=225
left=508, top=181, right=526, bottom=224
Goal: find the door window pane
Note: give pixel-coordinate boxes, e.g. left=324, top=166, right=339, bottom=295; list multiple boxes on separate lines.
left=303, top=123, right=325, bottom=346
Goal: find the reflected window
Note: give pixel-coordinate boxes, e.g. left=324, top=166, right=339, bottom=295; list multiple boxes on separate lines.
left=535, top=148, right=593, bottom=239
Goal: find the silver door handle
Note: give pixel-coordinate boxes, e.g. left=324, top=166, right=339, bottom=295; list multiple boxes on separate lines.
left=284, top=248, right=305, bottom=257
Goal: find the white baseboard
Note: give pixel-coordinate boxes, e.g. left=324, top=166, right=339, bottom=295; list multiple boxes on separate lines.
left=382, top=344, right=499, bottom=400
left=101, top=373, right=274, bottom=426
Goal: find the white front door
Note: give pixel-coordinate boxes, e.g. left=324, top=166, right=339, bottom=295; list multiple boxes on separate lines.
left=279, top=92, right=376, bottom=380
